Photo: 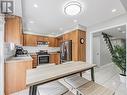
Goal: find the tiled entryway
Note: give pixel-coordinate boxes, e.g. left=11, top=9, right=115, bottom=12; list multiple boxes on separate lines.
left=83, top=63, right=127, bottom=95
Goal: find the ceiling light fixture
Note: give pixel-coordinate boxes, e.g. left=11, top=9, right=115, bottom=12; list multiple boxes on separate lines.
left=122, top=31, right=126, bottom=34
left=29, top=21, right=34, bottom=24
left=64, top=1, right=82, bottom=16
left=34, top=4, right=38, bottom=8
left=59, top=28, right=63, bottom=31
left=73, top=19, right=78, bottom=23
left=117, top=28, right=121, bottom=31
left=112, top=9, right=117, bottom=13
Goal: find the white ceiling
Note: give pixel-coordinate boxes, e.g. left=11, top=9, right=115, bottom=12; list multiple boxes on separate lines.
left=93, top=25, right=126, bottom=39
left=22, top=0, right=126, bottom=36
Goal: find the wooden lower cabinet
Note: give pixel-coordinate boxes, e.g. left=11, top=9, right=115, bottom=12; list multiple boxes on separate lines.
left=50, top=53, right=60, bottom=64
left=5, top=60, right=32, bottom=95
left=31, top=55, right=38, bottom=68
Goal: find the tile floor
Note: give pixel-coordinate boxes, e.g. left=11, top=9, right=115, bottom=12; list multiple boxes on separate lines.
left=12, top=63, right=127, bottom=95
left=83, top=63, right=127, bottom=95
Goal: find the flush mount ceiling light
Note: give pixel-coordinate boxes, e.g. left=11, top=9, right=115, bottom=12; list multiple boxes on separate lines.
left=64, top=1, right=82, bottom=16
left=112, top=9, right=117, bottom=13
left=33, top=4, right=38, bottom=8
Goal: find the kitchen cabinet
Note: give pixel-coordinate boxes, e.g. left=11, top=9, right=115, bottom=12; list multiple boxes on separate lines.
left=56, top=36, right=63, bottom=47
left=37, top=36, right=44, bottom=42
left=5, top=16, right=23, bottom=45
left=23, top=34, right=58, bottom=47
left=50, top=53, right=60, bottom=64
left=49, top=37, right=58, bottom=47
left=23, top=34, right=37, bottom=46
left=31, top=55, right=38, bottom=68
left=58, top=29, right=86, bottom=61
left=5, top=58, right=32, bottom=95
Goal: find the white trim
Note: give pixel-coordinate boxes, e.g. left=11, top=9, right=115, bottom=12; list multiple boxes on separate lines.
left=0, top=16, right=5, bottom=95
left=24, top=24, right=87, bottom=37
left=90, top=23, right=127, bottom=34
left=89, top=23, right=127, bottom=87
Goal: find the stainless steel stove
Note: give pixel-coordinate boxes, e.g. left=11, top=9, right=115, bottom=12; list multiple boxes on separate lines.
left=37, top=50, right=50, bottom=65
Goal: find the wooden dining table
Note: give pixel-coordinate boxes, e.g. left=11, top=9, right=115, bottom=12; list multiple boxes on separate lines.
left=26, top=61, right=97, bottom=95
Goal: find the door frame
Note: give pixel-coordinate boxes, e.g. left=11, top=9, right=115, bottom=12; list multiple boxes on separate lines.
left=89, top=23, right=127, bottom=87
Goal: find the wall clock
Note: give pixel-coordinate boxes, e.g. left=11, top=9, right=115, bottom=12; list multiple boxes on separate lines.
left=80, top=38, right=84, bottom=44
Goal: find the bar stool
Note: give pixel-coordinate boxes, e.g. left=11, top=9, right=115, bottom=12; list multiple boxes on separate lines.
left=64, top=76, right=115, bottom=95
left=77, top=81, right=115, bottom=95
left=37, top=81, right=74, bottom=95
left=64, top=75, right=89, bottom=89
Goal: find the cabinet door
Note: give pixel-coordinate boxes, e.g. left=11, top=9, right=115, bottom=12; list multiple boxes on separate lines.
left=23, top=34, right=37, bottom=46
left=56, top=37, right=63, bottom=47
left=37, top=36, right=44, bottom=42
left=48, top=37, right=56, bottom=47
left=31, top=55, right=38, bottom=68
left=50, top=53, right=60, bottom=64
left=5, top=16, right=22, bottom=45
left=5, top=60, right=32, bottom=95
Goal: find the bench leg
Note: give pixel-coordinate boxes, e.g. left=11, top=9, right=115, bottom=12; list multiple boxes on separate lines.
left=29, top=85, right=37, bottom=95
left=91, top=67, right=95, bottom=82
left=80, top=72, right=82, bottom=77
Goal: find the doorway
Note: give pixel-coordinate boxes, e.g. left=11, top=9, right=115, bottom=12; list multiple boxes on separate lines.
left=88, top=24, right=127, bottom=95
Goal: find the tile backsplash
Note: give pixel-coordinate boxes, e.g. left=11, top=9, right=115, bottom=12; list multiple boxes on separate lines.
left=4, top=43, right=15, bottom=59
left=4, top=43, right=60, bottom=59
left=22, top=46, right=60, bottom=53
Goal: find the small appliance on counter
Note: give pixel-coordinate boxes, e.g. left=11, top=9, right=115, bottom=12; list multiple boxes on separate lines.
left=15, top=46, right=28, bottom=57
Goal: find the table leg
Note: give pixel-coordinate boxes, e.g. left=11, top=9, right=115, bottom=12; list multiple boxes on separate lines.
left=29, top=85, right=37, bottom=95
left=91, top=67, right=95, bottom=82
left=80, top=72, right=82, bottom=77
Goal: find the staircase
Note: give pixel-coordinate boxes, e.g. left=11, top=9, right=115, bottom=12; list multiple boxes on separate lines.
left=102, top=32, right=114, bottom=56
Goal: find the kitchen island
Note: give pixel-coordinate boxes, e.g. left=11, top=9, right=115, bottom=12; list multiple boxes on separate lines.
left=5, top=56, right=33, bottom=95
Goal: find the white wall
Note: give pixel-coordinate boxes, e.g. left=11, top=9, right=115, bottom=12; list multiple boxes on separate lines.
left=14, top=0, right=22, bottom=17
left=93, top=36, right=100, bottom=66
left=100, top=36, right=112, bottom=66
left=93, top=35, right=112, bottom=66
left=0, top=16, right=5, bottom=95
left=86, top=13, right=127, bottom=63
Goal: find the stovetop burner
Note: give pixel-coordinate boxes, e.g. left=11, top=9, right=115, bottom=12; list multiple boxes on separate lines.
left=37, top=50, right=49, bottom=55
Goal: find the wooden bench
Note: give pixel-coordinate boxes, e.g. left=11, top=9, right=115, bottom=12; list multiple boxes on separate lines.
left=77, top=81, right=115, bottom=95
left=64, top=76, right=115, bottom=95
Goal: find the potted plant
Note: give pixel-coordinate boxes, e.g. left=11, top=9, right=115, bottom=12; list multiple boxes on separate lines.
left=112, top=45, right=126, bottom=83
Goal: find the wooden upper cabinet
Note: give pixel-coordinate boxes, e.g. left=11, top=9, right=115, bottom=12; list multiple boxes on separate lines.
left=56, top=36, right=63, bottom=47
left=23, top=34, right=59, bottom=47
left=23, top=34, right=37, bottom=46
left=5, top=16, right=23, bottom=45
left=48, top=37, right=58, bottom=47
left=37, top=36, right=44, bottom=42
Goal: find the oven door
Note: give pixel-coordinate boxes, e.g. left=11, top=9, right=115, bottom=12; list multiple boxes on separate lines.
left=38, top=55, right=49, bottom=65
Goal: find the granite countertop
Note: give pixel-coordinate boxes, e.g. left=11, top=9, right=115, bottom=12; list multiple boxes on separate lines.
left=5, top=55, right=33, bottom=64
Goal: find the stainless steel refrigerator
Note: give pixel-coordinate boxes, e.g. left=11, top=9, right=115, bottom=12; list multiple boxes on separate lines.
left=60, top=40, right=72, bottom=63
